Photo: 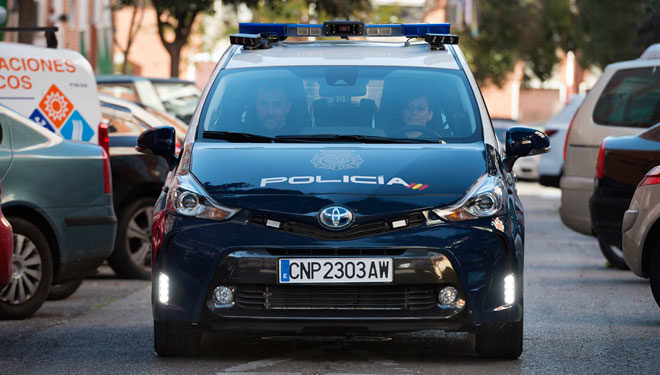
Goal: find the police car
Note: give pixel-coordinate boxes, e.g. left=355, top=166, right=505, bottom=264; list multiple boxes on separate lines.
left=138, top=22, right=549, bottom=359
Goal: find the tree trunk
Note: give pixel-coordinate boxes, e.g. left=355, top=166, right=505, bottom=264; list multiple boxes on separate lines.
left=168, top=44, right=182, bottom=78
left=18, top=0, right=36, bottom=44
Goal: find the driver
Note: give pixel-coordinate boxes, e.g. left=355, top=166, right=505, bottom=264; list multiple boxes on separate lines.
left=255, top=84, right=292, bottom=132
left=400, top=95, right=434, bottom=138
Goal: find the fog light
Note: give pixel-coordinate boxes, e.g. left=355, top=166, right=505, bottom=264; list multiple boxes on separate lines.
left=504, top=274, right=515, bottom=305
left=158, top=273, right=169, bottom=304
left=438, top=286, right=458, bottom=306
left=213, top=286, right=234, bottom=306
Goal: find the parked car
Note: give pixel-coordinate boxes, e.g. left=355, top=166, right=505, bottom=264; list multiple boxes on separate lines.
left=0, top=104, right=116, bottom=318
left=537, top=95, right=585, bottom=187
left=0, top=182, right=12, bottom=289
left=97, top=75, right=201, bottom=124
left=561, top=44, right=660, bottom=235
left=590, top=124, right=660, bottom=269
left=99, top=94, right=185, bottom=279
left=622, top=165, right=660, bottom=307
left=492, top=119, right=541, bottom=180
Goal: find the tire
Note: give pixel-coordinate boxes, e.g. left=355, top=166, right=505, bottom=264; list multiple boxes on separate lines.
left=47, top=277, right=84, bottom=301
left=0, top=217, right=53, bottom=319
left=650, top=247, right=660, bottom=308
left=475, top=320, right=523, bottom=359
left=598, top=237, right=629, bottom=270
left=154, top=321, right=201, bottom=356
left=108, top=197, right=156, bottom=280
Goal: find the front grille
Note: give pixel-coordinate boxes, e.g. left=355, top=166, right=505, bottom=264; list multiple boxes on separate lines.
left=249, top=213, right=425, bottom=240
left=266, top=248, right=405, bottom=256
left=236, top=285, right=436, bottom=311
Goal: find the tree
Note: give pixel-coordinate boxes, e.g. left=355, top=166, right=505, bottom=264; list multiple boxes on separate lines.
left=17, top=0, right=36, bottom=44
left=152, top=0, right=218, bottom=77
left=113, top=0, right=146, bottom=74
left=458, top=0, right=578, bottom=87
left=576, top=0, right=660, bottom=69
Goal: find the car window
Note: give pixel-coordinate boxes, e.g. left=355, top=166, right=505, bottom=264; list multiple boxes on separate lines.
left=101, top=110, right=148, bottom=135
left=98, top=83, right=140, bottom=103
left=199, top=66, right=481, bottom=143
left=593, top=66, right=660, bottom=128
left=151, top=82, right=201, bottom=124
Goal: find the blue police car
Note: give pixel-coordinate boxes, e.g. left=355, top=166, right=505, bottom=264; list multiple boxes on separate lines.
left=137, top=22, right=549, bottom=359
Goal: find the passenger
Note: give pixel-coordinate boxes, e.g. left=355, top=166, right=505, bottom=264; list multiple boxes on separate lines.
left=255, top=84, right=292, bottom=132
left=399, top=95, right=439, bottom=139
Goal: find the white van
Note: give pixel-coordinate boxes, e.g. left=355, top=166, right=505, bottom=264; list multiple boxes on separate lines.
left=560, top=44, right=660, bottom=235
left=0, top=42, right=102, bottom=144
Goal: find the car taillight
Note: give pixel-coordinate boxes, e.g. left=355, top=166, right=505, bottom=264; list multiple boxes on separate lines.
left=563, top=111, right=578, bottom=160
left=595, top=140, right=606, bottom=179
left=175, top=140, right=181, bottom=155
left=101, top=148, right=112, bottom=194
left=544, top=128, right=558, bottom=137
left=640, top=166, right=660, bottom=186
left=98, top=122, right=110, bottom=156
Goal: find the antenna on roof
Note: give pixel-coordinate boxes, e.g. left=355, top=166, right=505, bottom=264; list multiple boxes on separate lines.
left=345, top=0, right=350, bottom=21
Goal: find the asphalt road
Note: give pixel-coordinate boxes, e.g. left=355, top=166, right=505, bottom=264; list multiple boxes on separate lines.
left=1, top=182, right=658, bottom=374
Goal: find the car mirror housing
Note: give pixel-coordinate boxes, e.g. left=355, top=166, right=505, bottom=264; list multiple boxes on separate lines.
left=503, top=126, right=550, bottom=171
left=136, top=126, right=177, bottom=169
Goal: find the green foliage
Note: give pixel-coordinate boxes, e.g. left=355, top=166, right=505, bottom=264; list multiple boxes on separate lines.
left=251, top=0, right=372, bottom=23
left=576, top=0, right=660, bottom=69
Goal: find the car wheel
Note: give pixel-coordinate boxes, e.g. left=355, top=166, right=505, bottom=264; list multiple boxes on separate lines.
left=47, top=277, right=84, bottom=301
left=154, top=321, right=201, bottom=356
left=0, top=218, right=53, bottom=319
left=597, top=237, right=629, bottom=270
left=475, top=320, right=523, bottom=359
left=108, top=197, right=156, bottom=280
left=650, top=246, right=660, bottom=308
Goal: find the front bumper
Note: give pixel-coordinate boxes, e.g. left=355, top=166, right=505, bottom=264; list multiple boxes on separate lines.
left=153, top=213, right=524, bottom=334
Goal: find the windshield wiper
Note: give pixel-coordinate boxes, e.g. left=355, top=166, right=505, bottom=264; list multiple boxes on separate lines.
left=203, top=131, right=275, bottom=143
left=274, top=134, right=442, bottom=143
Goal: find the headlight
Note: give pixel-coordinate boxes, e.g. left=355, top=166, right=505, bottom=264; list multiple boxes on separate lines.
left=167, top=173, right=239, bottom=220
left=430, top=174, right=506, bottom=222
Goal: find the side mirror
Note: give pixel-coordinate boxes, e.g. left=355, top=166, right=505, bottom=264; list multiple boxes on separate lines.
left=503, top=126, right=550, bottom=171
left=136, top=126, right=177, bottom=168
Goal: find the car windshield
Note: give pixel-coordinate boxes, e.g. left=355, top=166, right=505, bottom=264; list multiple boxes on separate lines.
left=198, top=66, right=482, bottom=143
left=152, top=82, right=201, bottom=124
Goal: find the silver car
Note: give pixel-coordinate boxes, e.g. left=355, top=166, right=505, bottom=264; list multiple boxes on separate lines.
left=622, top=165, right=660, bottom=308
left=561, top=44, right=660, bottom=235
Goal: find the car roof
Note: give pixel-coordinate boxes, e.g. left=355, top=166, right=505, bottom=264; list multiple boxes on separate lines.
left=225, top=41, right=460, bottom=70
left=98, top=93, right=162, bottom=126
left=96, top=75, right=194, bottom=85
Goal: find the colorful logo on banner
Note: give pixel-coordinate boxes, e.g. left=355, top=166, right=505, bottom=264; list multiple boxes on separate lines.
left=60, top=110, right=94, bottom=142
left=30, top=84, right=93, bottom=141
left=39, top=84, right=73, bottom=128
left=29, top=109, right=55, bottom=132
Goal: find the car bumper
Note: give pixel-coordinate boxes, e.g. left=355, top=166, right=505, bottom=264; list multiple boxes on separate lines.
left=560, top=176, right=595, bottom=235
left=153, top=213, right=524, bottom=334
left=589, top=183, right=634, bottom=249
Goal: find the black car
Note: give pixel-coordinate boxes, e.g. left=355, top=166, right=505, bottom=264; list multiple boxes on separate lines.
left=100, top=97, right=177, bottom=279
left=138, top=21, right=550, bottom=359
left=590, top=123, right=660, bottom=269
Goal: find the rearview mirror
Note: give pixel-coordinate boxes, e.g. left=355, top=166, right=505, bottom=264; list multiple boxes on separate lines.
left=503, top=126, right=550, bottom=171
left=136, top=126, right=177, bottom=169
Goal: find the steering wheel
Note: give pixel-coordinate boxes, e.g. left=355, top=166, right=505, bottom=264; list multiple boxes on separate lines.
left=391, top=125, right=443, bottom=140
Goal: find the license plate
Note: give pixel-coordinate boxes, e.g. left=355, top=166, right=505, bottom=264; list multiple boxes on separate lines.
left=279, top=258, right=393, bottom=283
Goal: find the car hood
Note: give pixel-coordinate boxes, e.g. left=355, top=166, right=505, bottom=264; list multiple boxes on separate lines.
left=190, top=142, right=488, bottom=215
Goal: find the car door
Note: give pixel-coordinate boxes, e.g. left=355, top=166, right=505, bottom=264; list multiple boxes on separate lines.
left=0, top=111, right=13, bottom=179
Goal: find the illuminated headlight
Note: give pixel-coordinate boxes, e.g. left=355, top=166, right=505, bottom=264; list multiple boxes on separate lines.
left=168, top=173, right=239, bottom=221
left=429, top=174, right=506, bottom=222
left=158, top=273, right=169, bottom=304
left=504, top=274, right=515, bottom=305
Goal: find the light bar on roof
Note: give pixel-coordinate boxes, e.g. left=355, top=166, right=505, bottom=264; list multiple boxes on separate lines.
left=237, top=22, right=451, bottom=38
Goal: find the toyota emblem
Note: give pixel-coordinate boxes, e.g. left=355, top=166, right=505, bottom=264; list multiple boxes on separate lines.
left=318, top=206, right=354, bottom=229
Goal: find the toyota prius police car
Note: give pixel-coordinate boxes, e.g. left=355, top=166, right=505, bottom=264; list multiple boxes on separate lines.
left=137, top=21, right=549, bottom=359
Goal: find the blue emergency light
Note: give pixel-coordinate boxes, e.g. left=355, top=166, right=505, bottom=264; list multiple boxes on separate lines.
left=231, top=21, right=458, bottom=50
